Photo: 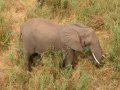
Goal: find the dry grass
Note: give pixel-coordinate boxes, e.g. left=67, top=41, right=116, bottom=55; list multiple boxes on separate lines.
left=0, top=0, right=120, bottom=90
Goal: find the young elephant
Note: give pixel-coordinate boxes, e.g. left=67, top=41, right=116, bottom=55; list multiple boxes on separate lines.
left=20, top=18, right=104, bottom=71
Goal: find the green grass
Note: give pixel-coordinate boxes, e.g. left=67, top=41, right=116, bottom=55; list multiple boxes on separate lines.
left=73, top=72, right=91, bottom=90
left=0, top=0, right=120, bottom=90
left=109, top=23, right=120, bottom=71
left=26, top=0, right=79, bottom=20
left=0, top=0, right=5, bottom=11
left=0, top=16, right=12, bottom=51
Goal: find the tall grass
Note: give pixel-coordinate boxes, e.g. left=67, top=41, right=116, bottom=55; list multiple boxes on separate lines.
left=27, top=0, right=79, bottom=19
left=26, top=0, right=119, bottom=28
left=1, top=0, right=120, bottom=90
left=107, top=0, right=120, bottom=71
left=0, top=0, right=13, bottom=52
left=18, top=0, right=120, bottom=89
left=0, top=16, right=12, bottom=51
left=73, top=72, right=91, bottom=90
left=0, top=0, right=5, bottom=11
left=109, top=23, right=120, bottom=71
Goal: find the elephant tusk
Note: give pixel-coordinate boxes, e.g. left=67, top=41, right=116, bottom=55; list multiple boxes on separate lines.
left=92, top=53, right=100, bottom=65
left=102, top=55, right=105, bottom=58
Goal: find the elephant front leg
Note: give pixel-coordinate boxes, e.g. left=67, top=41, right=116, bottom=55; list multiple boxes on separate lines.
left=72, top=51, right=78, bottom=68
left=62, top=49, right=77, bottom=68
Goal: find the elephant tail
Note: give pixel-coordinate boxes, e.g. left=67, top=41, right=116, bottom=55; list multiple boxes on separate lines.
left=17, top=25, right=24, bottom=55
left=20, top=31, right=22, bottom=42
left=19, top=24, right=24, bottom=42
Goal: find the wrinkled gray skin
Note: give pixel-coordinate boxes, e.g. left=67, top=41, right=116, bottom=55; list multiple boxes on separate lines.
left=20, top=18, right=104, bottom=71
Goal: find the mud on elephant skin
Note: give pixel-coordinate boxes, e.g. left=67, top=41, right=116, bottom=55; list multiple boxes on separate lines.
left=20, top=18, right=104, bottom=71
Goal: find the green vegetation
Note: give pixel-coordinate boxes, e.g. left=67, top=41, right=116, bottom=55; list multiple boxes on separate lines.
left=0, top=0, right=5, bottom=11
left=73, top=72, right=91, bottom=90
left=109, top=23, right=120, bottom=71
left=0, top=16, right=12, bottom=51
left=0, top=0, right=120, bottom=90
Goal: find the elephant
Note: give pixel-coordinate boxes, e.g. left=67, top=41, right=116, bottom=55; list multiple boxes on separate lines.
left=20, top=18, right=104, bottom=71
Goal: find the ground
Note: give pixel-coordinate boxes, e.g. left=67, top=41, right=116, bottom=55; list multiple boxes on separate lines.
left=0, top=0, right=120, bottom=90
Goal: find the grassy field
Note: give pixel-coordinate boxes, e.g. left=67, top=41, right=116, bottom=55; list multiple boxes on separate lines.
left=0, top=0, right=120, bottom=90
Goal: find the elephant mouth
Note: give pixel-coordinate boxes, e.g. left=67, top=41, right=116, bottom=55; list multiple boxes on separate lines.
left=92, top=52, right=100, bottom=65
left=92, top=53, right=105, bottom=66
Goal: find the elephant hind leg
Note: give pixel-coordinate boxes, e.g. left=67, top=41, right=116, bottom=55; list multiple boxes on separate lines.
left=32, top=53, right=42, bottom=67
left=26, top=53, right=42, bottom=72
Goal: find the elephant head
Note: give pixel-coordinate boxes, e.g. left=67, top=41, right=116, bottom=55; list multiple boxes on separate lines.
left=88, top=29, right=104, bottom=65
left=60, top=25, right=104, bottom=65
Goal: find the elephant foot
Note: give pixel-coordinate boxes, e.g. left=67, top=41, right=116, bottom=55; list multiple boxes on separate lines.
left=28, top=66, right=32, bottom=72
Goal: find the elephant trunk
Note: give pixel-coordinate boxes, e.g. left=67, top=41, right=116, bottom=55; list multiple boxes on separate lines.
left=90, top=41, right=103, bottom=65
left=92, top=52, right=100, bottom=64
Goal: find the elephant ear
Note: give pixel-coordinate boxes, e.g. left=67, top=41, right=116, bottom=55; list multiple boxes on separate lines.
left=60, top=27, right=83, bottom=52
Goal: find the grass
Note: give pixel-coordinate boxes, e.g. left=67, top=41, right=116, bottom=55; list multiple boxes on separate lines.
left=0, top=0, right=5, bottom=11
left=0, top=16, right=12, bottom=51
left=109, top=23, right=120, bottom=71
left=73, top=72, right=91, bottom=90
left=0, top=0, right=120, bottom=90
